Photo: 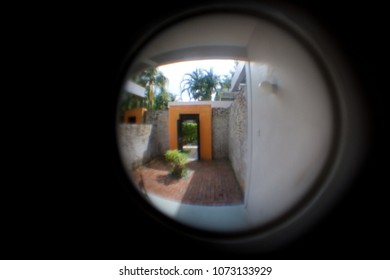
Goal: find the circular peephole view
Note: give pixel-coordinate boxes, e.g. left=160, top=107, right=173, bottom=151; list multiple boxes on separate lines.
left=116, top=10, right=367, bottom=246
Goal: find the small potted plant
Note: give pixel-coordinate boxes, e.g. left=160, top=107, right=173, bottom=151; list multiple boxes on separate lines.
left=164, top=149, right=188, bottom=178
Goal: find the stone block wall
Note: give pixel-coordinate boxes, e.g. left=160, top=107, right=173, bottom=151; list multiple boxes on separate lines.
left=118, top=124, right=154, bottom=171
left=145, top=110, right=169, bottom=156
left=212, top=107, right=230, bottom=159
left=119, top=110, right=169, bottom=172
left=228, top=89, right=247, bottom=192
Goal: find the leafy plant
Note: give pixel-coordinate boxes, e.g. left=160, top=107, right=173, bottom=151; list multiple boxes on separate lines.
left=164, top=149, right=188, bottom=177
left=182, top=122, right=198, bottom=145
left=119, top=94, right=145, bottom=121
left=154, top=90, right=175, bottom=110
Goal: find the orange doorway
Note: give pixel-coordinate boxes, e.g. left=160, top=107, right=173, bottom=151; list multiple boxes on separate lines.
left=178, top=114, right=200, bottom=161
left=169, top=104, right=212, bottom=160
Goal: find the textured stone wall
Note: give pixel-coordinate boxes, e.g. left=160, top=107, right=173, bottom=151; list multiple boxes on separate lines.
left=145, top=110, right=169, bottom=156
left=119, top=110, right=169, bottom=171
left=212, top=108, right=230, bottom=159
left=228, top=89, right=247, bottom=192
left=118, top=124, right=154, bottom=171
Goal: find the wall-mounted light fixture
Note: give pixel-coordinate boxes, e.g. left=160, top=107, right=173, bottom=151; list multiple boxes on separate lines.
left=258, top=81, right=277, bottom=94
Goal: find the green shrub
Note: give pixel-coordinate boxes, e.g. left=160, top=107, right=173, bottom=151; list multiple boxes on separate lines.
left=182, top=122, right=198, bottom=145
left=164, top=149, right=188, bottom=177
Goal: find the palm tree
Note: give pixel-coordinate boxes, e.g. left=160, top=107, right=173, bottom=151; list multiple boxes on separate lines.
left=180, top=68, right=203, bottom=101
left=134, top=67, right=168, bottom=109
left=180, top=68, right=220, bottom=101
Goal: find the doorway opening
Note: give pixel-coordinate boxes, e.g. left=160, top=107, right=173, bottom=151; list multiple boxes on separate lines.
left=178, top=114, right=200, bottom=161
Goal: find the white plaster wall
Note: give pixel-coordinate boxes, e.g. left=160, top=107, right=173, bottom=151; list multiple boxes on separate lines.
left=246, top=20, right=334, bottom=226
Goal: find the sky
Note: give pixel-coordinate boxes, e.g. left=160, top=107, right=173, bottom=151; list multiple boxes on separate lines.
left=157, top=59, right=237, bottom=101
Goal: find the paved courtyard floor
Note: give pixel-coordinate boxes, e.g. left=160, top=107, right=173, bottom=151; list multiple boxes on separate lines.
left=132, top=157, right=244, bottom=206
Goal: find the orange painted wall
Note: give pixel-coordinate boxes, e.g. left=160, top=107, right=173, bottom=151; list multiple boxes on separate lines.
left=169, top=105, right=212, bottom=160
left=123, top=108, right=147, bottom=124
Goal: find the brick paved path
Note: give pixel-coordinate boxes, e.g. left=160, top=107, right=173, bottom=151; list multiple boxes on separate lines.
left=132, top=158, right=243, bottom=206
